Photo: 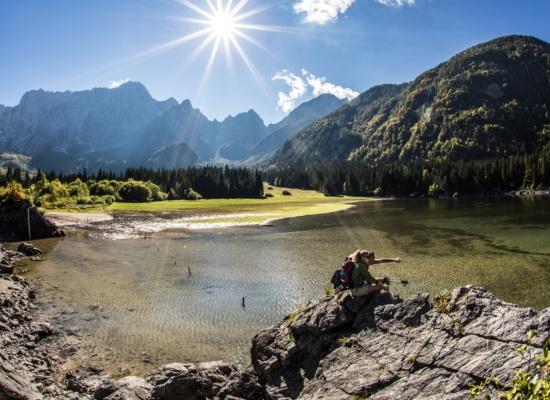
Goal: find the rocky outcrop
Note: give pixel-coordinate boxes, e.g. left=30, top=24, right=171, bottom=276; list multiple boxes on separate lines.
left=0, top=198, right=64, bottom=242
left=1, top=245, right=548, bottom=399
left=0, top=270, right=82, bottom=400
left=249, top=288, right=549, bottom=399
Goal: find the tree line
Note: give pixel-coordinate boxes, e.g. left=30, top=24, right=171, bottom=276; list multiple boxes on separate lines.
left=0, top=166, right=264, bottom=207
left=266, top=150, right=550, bottom=197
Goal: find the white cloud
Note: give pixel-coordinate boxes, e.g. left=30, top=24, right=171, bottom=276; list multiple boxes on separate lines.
left=293, top=0, right=355, bottom=25
left=302, top=69, right=359, bottom=101
left=272, top=70, right=308, bottom=113
left=273, top=69, right=359, bottom=113
left=375, top=0, right=415, bottom=6
left=109, top=78, right=130, bottom=89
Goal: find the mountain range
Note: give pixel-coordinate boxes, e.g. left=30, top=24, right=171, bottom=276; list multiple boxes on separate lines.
left=2, top=35, right=549, bottom=173
left=0, top=82, right=344, bottom=172
left=269, top=35, right=550, bottom=166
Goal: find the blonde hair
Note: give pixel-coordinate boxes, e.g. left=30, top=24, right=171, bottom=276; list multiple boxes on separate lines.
left=350, top=249, right=374, bottom=263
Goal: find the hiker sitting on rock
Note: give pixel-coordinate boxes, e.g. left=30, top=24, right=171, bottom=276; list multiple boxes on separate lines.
left=349, top=250, right=401, bottom=297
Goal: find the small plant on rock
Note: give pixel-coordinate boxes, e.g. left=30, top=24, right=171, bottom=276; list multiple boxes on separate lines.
left=434, top=291, right=452, bottom=314
left=470, top=334, right=550, bottom=399
left=338, top=336, right=352, bottom=348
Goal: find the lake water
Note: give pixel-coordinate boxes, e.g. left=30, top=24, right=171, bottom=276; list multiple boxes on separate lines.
left=21, top=198, right=550, bottom=376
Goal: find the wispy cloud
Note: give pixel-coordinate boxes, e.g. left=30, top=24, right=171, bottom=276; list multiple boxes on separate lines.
left=109, top=78, right=130, bottom=89
left=293, top=0, right=416, bottom=25
left=302, top=69, right=359, bottom=101
left=374, top=0, right=416, bottom=6
left=273, top=69, right=358, bottom=113
left=293, top=0, right=355, bottom=25
left=272, top=70, right=309, bottom=113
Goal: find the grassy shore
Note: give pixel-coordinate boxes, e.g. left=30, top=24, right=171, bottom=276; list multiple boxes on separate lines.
left=45, top=185, right=369, bottom=226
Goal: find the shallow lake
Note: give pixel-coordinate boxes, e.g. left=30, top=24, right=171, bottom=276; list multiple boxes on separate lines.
left=22, top=197, right=550, bottom=376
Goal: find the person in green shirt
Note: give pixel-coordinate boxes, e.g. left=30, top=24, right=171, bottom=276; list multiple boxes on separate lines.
left=349, top=250, right=401, bottom=297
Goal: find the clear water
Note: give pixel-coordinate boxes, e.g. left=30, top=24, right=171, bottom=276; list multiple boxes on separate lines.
left=21, top=198, right=550, bottom=376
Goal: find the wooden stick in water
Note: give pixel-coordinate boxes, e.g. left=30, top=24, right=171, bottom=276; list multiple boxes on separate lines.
left=27, top=207, right=32, bottom=241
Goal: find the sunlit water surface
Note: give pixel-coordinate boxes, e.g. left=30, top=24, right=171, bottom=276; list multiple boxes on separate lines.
left=21, top=198, right=550, bottom=376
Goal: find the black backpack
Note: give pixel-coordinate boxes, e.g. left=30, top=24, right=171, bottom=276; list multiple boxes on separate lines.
left=330, top=260, right=355, bottom=291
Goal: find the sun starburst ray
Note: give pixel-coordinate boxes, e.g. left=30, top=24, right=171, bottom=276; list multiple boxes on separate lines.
left=182, top=32, right=217, bottom=66
left=229, top=0, right=249, bottom=17
left=201, top=35, right=223, bottom=90
left=177, top=0, right=212, bottom=20
left=233, top=30, right=270, bottom=54
left=229, top=35, right=268, bottom=94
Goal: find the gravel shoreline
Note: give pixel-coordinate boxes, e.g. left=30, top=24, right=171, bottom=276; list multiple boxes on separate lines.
left=0, top=248, right=89, bottom=399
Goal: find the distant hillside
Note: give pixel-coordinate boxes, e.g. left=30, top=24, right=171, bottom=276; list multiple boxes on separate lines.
left=145, top=141, right=199, bottom=170
left=244, top=94, right=345, bottom=165
left=0, top=152, right=33, bottom=172
left=217, top=109, right=267, bottom=160
left=270, top=35, right=550, bottom=166
left=0, top=82, right=340, bottom=172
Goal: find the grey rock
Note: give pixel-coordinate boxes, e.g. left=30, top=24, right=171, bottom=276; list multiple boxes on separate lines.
left=145, top=361, right=241, bottom=400
left=0, top=199, right=64, bottom=242
left=17, top=243, right=43, bottom=256
left=249, top=286, right=549, bottom=399
left=0, top=350, right=43, bottom=400
left=100, top=376, right=152, bottom=400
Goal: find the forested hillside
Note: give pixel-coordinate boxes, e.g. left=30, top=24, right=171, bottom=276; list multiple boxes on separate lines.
left=270, top=35, right=550, bottom=166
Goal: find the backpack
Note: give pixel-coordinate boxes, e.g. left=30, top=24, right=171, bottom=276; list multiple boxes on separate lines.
left=330, top=260, right=355, bottom=291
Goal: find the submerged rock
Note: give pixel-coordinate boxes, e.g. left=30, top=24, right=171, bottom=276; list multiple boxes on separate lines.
left=17, top=242, right=43, bottom=256
left=0, top=198, right=64, bottom=242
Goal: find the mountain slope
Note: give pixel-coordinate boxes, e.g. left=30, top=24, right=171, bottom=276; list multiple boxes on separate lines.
left=0, top=82, right=178, bottom=171
left=271, top=35, right=550, bottom=166
left=146, top=141, right=199, bottom=169
left=249, top=94, right=345, bottom=163
left=132, top=99, right=216, bottom=162
left=217, top=109, right=267, bottom=160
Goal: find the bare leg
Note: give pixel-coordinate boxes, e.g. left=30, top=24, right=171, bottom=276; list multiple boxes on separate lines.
left=353, top=283, right=384, bottom=297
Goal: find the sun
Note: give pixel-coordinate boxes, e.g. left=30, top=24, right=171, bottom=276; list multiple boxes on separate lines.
left=175, top=0, right=281, bottom=89
left=210, top=9, right=237, bottom=39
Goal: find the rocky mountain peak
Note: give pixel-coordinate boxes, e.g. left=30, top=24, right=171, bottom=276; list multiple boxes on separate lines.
left=179, top=99, right=193, bottom=111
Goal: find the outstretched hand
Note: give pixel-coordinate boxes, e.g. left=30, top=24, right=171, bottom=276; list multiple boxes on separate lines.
left=395, top=258, right=402, bottom=263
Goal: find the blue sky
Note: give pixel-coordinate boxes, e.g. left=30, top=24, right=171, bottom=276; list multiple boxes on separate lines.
left=1, top=0, right=549, bottom=123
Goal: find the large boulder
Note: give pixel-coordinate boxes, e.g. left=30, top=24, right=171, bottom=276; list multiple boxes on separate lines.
left=144, top=361, right=263, bottom=400
left=249, top=287, right=550, bottom=399
left=0, top=198, right=64, bottom=242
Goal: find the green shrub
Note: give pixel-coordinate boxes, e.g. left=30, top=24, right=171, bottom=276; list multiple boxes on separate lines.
left=0, top=181, right=26, bottom=202
left=167, top=188, right=178, bottom=200
left=143, top=180, right=167, bottom=201
left=428, top=183, right=443, bottom=196
left=89, top=180, right=121, bottom=198
left=101, top=195, right=116, bottom=205
left=119, top=181, right=152, bottom=202
left=39, top=179, right=69, bottom=200
left=68, top=178, right=89, bottom=197
left=76, top=197, right=92, bottom=205
left=183, top=188, right=203, bottom=201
